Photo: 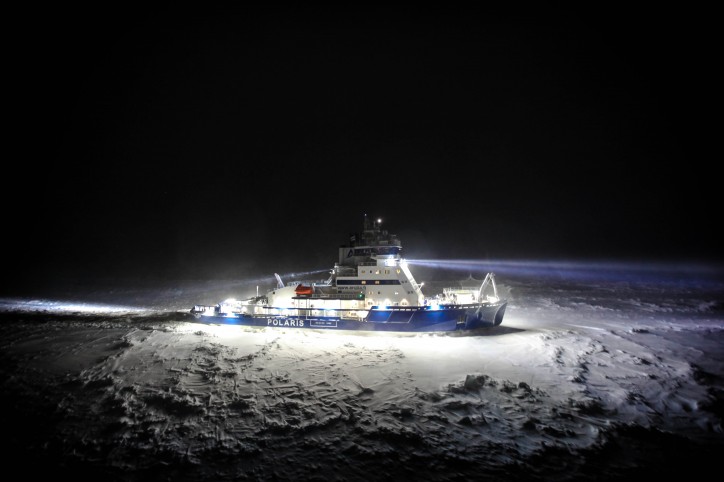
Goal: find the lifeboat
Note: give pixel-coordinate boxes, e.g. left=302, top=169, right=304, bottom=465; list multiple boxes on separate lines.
left=295, top=284, right=313, bottom=296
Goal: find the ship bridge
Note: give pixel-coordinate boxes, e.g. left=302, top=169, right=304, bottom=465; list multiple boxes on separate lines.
left=339, top=215, right=402, bottom=267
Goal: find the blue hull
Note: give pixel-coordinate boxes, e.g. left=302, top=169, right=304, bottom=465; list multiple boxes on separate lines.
left=194, top=301, right=507, bottom=333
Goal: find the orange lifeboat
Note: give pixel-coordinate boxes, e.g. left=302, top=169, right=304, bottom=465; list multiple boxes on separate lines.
left=295, top=284, right=313, bottom=296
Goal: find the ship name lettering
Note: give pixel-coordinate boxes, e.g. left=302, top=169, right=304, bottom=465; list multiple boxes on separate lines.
left=267, top=318, right=305, bottom=327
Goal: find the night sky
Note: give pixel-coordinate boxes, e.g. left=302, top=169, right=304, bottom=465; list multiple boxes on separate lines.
left=6, top=5, right=719, bottom=292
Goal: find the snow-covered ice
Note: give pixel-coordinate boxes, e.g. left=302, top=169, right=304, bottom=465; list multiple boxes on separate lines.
left=1, top=268, right=722, bottom=480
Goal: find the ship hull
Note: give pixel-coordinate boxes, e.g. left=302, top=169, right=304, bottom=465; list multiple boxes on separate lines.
left=193, top=301, right=507, bottom=333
